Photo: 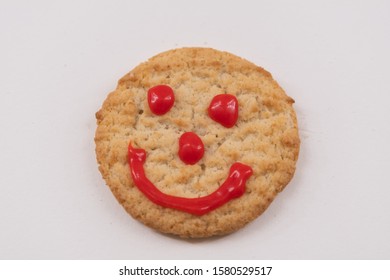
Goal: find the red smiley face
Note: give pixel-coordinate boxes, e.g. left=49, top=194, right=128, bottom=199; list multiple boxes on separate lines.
left=128, top=85, right=253, bottom=215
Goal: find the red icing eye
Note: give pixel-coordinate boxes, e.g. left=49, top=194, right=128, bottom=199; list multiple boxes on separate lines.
left=178, top=132, right=204, bottom=165
left=208, top=94, right=238, bottom=128
left=147, top=85, right=175, bottom=115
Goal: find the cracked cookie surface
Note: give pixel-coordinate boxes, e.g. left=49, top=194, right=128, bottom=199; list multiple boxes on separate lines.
left=95, top=48, right=300, bottom=238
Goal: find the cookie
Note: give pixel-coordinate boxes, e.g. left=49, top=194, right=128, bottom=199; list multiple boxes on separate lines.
left=95, top=48, right=300, bottom=238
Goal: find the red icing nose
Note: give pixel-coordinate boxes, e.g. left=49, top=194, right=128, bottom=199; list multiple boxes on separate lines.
left=178, top=132, right=204, bottom=165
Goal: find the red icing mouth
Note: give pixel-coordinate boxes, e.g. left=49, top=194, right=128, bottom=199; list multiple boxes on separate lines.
left=128, top=144, right=253, bottom=216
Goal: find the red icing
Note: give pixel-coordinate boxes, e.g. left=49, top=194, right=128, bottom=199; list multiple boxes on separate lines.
left=178, top=132, right=204, bottom=165
left=208, top=94, right=238, bottom=128
left=147, top=85, right=175, bottom=115
left=128, top=144, right=253, bottom=216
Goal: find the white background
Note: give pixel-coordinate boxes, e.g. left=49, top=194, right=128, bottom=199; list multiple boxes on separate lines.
left=1, top=0, right=389, bottom=259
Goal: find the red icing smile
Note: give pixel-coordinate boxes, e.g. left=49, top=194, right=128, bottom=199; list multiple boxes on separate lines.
left=127, top=85, right=252, bottom=215
left=128, top=144, right=253, bottom=216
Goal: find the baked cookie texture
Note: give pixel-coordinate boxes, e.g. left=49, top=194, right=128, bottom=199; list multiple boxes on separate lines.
left=95, top=48, right=300, bottom=238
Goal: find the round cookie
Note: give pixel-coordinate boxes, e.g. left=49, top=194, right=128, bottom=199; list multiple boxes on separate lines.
left=95, top=48, right=300, bottom=238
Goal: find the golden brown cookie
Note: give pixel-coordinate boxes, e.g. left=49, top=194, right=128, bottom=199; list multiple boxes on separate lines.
left=95, top=48, right=300, bottom=238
